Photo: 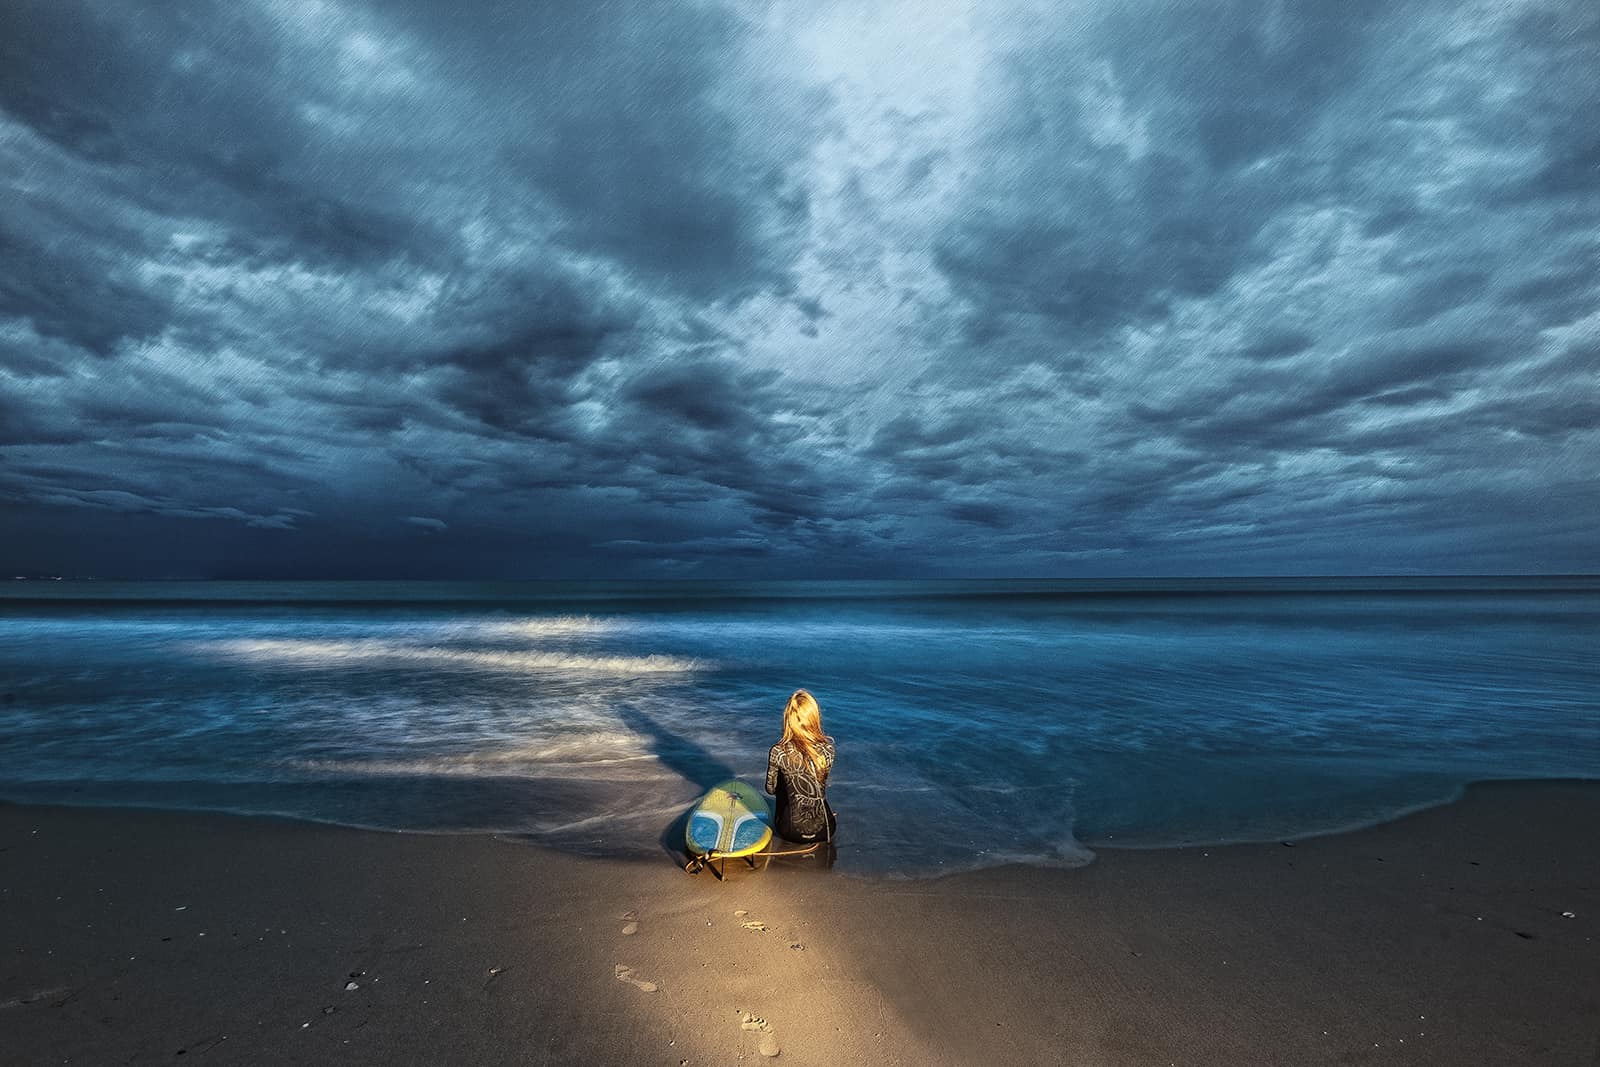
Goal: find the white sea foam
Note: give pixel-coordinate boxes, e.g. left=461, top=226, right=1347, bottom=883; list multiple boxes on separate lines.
left=294, top=755, right=675, bottom=779
left=195, top=637, right=700, bottom=674
left=518, top=805, right=690, bottom=837
left=294, top=744, right=675, bottom=778
left=434, top=616, right=619, bottom=638
left=978, top=836, right=1098, bottom=870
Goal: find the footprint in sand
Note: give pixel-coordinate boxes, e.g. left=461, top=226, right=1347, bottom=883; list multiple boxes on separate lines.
left=739, top=1011, right=781, bottom=1057
left=614, top=964, right=658, bottom=993
left=620, top=910, right=639, bottom=936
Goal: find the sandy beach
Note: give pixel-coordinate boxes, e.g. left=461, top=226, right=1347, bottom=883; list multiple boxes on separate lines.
left=2, top=781, right=1596, bottom=1065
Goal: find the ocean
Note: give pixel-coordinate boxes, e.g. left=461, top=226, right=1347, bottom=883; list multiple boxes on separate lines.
left=1, top=578, right=1596, bottom=876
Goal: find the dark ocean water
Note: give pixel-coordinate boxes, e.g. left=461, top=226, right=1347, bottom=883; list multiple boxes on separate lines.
left=1, top=578, right=1596, bottom=875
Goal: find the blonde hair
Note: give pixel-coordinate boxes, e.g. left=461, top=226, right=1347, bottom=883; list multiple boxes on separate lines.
left=781, top=688, right=832, bottom=780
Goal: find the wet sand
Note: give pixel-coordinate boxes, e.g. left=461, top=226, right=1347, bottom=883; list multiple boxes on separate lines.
left=2, top=780, right=1597, bottom=1065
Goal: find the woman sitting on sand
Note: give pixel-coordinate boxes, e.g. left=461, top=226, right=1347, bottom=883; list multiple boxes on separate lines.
left=766, top=688, right=837, bottom=843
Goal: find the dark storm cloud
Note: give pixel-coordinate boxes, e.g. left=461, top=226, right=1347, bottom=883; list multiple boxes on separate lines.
left=1134, top=328, right=1514, bottom=454
left=0, top=0, right=1595, bottom=577
left=620, top=357, right=774, bottom=434
left=0, top=205, right=172, bottom=357
left=0, top=0, right=450, bottom=371
left=597, top=355, right=849, bottom=541
left=1, top=0, right=456, bottom=261
left=0, top=387, right=78, bottom=446
left=904, top=0, right=1596, bottom=573
left=384, top=0, right=818, bottom=301
left=929, top=0, right=1393, bottom=346
left=432, top=321, right=615, bottom=440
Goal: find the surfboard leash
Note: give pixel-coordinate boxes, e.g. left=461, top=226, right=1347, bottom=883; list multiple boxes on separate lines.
left=684, top=801, right=833, bottom=876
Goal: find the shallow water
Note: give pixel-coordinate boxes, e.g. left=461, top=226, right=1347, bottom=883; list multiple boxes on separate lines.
left=1, top=578, right=1596, bottom=875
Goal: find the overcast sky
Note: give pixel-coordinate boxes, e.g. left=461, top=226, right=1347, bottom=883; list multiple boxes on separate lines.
left=1, top=0, right=1595, bottom=579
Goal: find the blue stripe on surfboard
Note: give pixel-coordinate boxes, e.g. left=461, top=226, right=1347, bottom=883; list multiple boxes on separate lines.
left=731, top=811, right=769, bottom=852
left=688, top=812, right=723, bottom=853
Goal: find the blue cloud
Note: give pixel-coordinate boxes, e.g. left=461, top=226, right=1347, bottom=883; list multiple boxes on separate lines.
left=0, top=0, right=1594, bottom=577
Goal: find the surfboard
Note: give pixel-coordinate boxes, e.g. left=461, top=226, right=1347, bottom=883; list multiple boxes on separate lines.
left=685, top=779, right=773, bottom=860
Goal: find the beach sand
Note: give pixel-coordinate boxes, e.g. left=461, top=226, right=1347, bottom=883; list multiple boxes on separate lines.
left=2, top=781, right=1596, bottom=1065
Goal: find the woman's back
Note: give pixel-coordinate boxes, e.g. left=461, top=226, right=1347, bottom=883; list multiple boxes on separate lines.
left=767, top=736, right=834, bottom=841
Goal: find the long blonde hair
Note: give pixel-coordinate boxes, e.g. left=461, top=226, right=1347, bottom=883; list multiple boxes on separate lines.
left=781, top=688, right=832, bottom=779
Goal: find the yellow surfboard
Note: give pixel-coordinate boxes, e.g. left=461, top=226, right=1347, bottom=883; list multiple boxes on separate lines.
left=685, top=779, right=773, bottom=859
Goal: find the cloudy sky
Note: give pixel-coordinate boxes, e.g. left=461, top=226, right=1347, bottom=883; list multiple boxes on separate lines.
left=1, top=0, right=1595, bottom=578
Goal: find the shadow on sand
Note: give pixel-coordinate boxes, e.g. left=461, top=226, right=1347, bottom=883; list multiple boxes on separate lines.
left=611, top=702, right=742, bottom=864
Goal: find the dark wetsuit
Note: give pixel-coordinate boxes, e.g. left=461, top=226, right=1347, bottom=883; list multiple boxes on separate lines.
left=766, top=738, right=836, bottom=843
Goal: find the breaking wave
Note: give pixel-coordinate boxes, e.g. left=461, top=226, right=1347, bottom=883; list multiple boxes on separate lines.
left=196, top=637, right=700, bottom=674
